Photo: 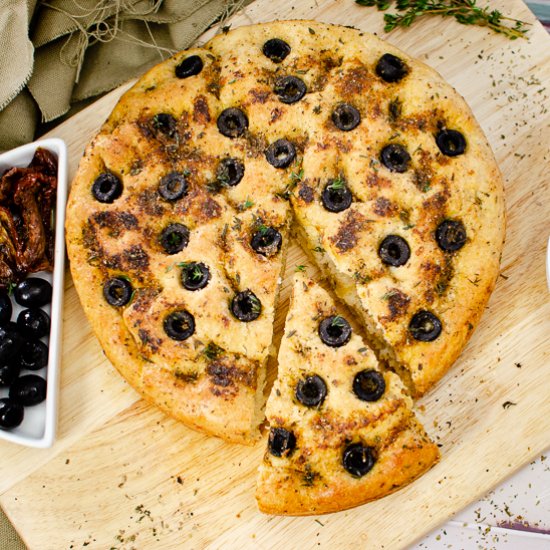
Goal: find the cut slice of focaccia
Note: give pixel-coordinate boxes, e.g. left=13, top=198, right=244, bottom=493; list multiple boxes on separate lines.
left=256, top=274, right=439, bottom=515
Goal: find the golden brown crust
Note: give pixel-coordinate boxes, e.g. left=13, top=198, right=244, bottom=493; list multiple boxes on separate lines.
left=256, top=275, right=439, bottom=515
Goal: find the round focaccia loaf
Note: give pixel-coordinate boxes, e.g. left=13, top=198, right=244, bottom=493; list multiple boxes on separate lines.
left=256, top=275, right=439, bottom=515
left=66, top=20, right=504, bottom=445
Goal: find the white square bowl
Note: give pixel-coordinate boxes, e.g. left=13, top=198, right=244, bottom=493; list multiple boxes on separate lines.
left=0, top=138, right=67, bottom=447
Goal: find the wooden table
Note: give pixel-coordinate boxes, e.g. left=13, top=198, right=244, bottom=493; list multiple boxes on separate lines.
left=1, top=1, right=549, bottom=548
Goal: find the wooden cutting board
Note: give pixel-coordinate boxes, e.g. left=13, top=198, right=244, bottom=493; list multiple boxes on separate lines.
left=2, top=1, right=549, bottom=548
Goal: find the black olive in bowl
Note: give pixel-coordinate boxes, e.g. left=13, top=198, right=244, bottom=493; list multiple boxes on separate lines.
left=18, top=339, right=49, bottom=371
left=0, top=361, right=20, bottom=387
left=0, top=290, right=12, bottom=325
left=0, top=398, right=24, bottom=430
left=17, top=308, right=51, bottom=339
left=9, top=374, right=47, bottom=406
left=14, top=278, right=52, bottom=308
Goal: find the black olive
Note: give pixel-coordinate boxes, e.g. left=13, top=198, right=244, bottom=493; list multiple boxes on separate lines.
left=268, top=427, right=296, bottom=457
left=409, top=310, right=442, bottom=342
left=321, top=179, right=352, bottom=213
left=0, top=290, right=12, bottom=325
left=230, top=290, right=262, bottom=322
left=331, top=103, right=361, bottom=131
left=250, top=227, right=282, bottom=257
left=0, top=328, right=23, bottom=363
left=92, top=172, right=123, bottom=203
left=265, top=139, right=296, bottom=168
left=181, top=262, right=211, bottom=291
left=217, top=158, right=245, bottom=187
left=14, top=278, right=52, bottom=308
left=217, top=108, right=248, bottom=138
left=342, top=443, right=375, bottom=477
left=17, top=309, right=50, bottom=339
left=380, top=144, right=411, bottom=173
left=378, top=235, right=411, bottom=267
left=295, top=375, right=327, bottom=407
left=158, top=171, right=188, bottom=201
left=103, top=277, right=133, bottom=307
left=150, top=113, right=178, bottom=139
left=9, top=374, right=47, bottom=406
left=164, top=310, right=195, bottom=341
left=274, top=75, right=307, bottom=104
left=175, top=55, right=203, bottom=78
left=18, top=339, right=49, bottom=371
left=435, top=220, right=467, bottom=252
left=0, top=362, right=20, bottom=387
left=262, top=38, right=291, bottom=63
left=436, top=129, right=466, bottom=157
left=0, top=398, right=24, bottom=429
left=353, top=370, right=386, bottom=402
left=159, top=223, right=190, bottom=255
left=376, top=53, right=409, bottom=83
left=318, top=315, right=352, bottom=347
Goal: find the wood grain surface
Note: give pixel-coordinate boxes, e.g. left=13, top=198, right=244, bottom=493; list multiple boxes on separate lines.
left=1, top=1, right=549, bottom=549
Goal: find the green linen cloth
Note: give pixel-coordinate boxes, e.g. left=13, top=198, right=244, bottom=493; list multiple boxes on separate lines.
left=0, top=0, right=248, bottom=151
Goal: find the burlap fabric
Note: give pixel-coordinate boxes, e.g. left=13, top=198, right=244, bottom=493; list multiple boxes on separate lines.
left=0, top=1, right=249, bottom=547
left=0, top=0, right=249, bottom=152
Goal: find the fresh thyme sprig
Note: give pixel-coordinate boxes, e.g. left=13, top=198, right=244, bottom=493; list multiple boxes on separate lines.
left=356, top=0, right=529, bottom=40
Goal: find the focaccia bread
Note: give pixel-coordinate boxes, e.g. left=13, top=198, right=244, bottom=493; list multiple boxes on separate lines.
left=66, top=20, right=504, bottom=446
left=256, top=275, right=439, bottom=515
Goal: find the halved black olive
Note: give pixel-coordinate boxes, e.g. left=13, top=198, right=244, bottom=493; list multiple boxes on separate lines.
left=92, top=172, right=123, bottom=203
left=230, top=290, right=261, bottom=322
left=331, top=103, right=361, bottom=131
left=181, top=262, right=211, bottom=291
left=160, top=223, right=190, bottom=255
left=409, top=310, right=442, bottom=342
left=158, top=172, right=188, bottom=201
left=343, top=443, right=375, bottom=477
left=150, top=113, right=178, bottom=139
left=376, top=53, right=409, bottom=83
left=175, top=55, right=203, bottom=78
left=0, top=362, right=20, bottom=387
left=262, top=38, right=291, bottom=63
left=250, top=227, right=282, bottom=257
left=295, top=375, right=327, bottom=407
left=0, top=398, right=24, bottom=429
left=274, top=75, right=306, bottom=104
left=217, top=158, right=245, bottom=187
left=268, top=427, right=296, bottom=457
left=318, top=315, right=352, bottom=347
left=19, top=339, right=49, bottom=371
left=16, top=309, right=50, bottom=339
left=9, top=374, right=47, bottom=406
left=321, top=179, right=352, bottom=213
left=0, top=291, right=12, bottom=325
left=14, top=278, right=52, bottom=308
left=353, top=370, right=386, bottom=402
left=163, top=310, right=195, bottom=341
left=435, top=220, right=467, bottom=252
left=436, top=129, right=466, bottom=157
left=0, top=328, right=23, bottom=363
left=265, top=139, right=296, bottom=168
left=380, top=144, right=411, bottom=173
left=378, top=235, right=411, bottom=267
left=103, top=277, right=133, bottom=307
left=217, top=108, right=248, bottom=138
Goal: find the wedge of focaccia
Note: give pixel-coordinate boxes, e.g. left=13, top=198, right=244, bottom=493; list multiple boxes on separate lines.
left=256, top=274, right=439, bottom=515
